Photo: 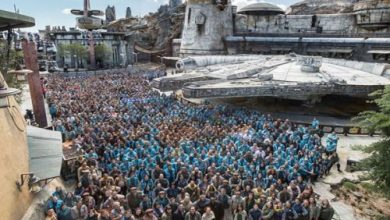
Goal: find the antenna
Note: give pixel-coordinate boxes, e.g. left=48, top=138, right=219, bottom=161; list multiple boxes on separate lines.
left=14, top=4, right=19, bottom=14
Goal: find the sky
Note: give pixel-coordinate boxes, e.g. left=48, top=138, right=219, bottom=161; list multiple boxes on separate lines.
left=0, top=0, right=300, bottom=32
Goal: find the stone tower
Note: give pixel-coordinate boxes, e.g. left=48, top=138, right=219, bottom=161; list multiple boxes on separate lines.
left=126, top=7, right=132, bottom=18
left=105, top=5, right=116, bottom=23
left=180, top=0, right=234, bottom=56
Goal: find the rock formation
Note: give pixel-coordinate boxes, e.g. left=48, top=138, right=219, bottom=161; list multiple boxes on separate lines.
left=126, top=7, right=132, bottom=18
left=105, top=5, right=116, bottom=23
left=286, top=0, right=355, bottom=15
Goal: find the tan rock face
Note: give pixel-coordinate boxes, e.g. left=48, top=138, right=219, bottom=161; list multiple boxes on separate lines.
left=354, top=0, right=390, bottom=11
left=287, top=0, right=355, bottom=15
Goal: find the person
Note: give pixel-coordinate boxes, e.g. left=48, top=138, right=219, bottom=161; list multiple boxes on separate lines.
left=57, top=204, right=72, bottom=220
left=46, top=209, right=58, bottom=220
left=325, top=132, right=338, bottom=154
left=201, top=207, right=215, bottom=220
left=173, top=204, right=186, bottom=220
left=209, top=197, right=224, bottom=220
left=134, top=208, right=144, bottom=220
left=111, top=201, right=124, bottom=220
left=309, top=197, right=320, bottom=220
left=44, top=73, right=339, bottom=220
left=49, top=103, right=58, bottom=120
left=248, top=204, right=262, bottom=220
left=231, top=191, right=245, bottom=214
left=144, top=208, right=158, bottom=220
left=283, top=201, right=298, bottom=220
left=46, top=196, right=63, bottom=214
left=293, top=198, right=308, bottom=219
left=124, top=210, right=135, bottom=220
left=262, top=202, right=274, bottom=220
left=99, top=209, right=111, bottom=220
left=312, top=118, right=320, bottom=130
left=233, top=205, right=247, bottom=220
left=319, top=199, right=334, bottom=220
left=87, top=209, right=99, bottom=220
left=161, top=205, right=173, bottom=220
left=196, top=194, right=210, bottom=214
left=185, top=206, right=201, bottom=220
left=244, top=192, right=255, bottom=212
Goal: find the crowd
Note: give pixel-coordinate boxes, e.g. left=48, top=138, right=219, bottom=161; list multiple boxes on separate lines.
left=45, top=72, right=339, bottom=220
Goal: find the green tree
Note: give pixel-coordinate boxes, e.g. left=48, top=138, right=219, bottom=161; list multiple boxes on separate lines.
left=353, top=86, right=390, bottom=194
left=0, top=41, right=24, bottom=104
left=95, top=44, right=112, bottom=68
left=68, top=43, right=88, bottom=68
left=0, top=41, right=24, bottom=78
left=57, top=43, right=67, bottom=67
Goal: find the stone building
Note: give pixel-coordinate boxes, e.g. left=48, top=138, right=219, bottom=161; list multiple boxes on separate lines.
left=47, top=28, right=131, bottom=68
left=180, top=0, right=234, bottom=55
left=179, top=0, right=390, bottom=62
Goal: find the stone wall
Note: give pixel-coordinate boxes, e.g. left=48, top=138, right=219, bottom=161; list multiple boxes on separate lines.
left=172, top=39, right=182, bottom=57
left=236, top=13, right=359, bottom=35
left=224, top=36, right=390, bottom=63
left=180, top=2, right=234, bottom=55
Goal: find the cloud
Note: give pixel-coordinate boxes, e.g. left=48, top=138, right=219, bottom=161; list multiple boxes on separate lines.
left=62, top=8, right=72, bottom=15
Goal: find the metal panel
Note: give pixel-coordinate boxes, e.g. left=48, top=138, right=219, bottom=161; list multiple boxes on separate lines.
left=367, top=50, right=390, bottom=54
left=27, top=126, right=62, bottom=181
left=0, top=10, right=35, bottom=31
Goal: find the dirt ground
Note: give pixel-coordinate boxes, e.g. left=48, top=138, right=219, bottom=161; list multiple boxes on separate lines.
left=331, top=182, right=390, bottom=219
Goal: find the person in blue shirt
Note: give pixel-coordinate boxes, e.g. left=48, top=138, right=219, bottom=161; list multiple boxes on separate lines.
left=46, top=73, right=340, bottom=217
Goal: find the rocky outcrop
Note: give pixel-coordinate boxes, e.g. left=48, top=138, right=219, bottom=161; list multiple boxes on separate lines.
left=107, top=3, right=185, bottom=55
left=286, top=0, right=355, bottom=15
left=141, top=4, right=185, bottom=52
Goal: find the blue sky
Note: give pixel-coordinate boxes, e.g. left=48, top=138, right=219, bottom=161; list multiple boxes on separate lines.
left=0, top=0, right=300, bottom=32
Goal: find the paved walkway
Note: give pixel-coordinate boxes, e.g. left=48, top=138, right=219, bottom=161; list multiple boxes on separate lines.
left=312, top=135, right=381, bottom=220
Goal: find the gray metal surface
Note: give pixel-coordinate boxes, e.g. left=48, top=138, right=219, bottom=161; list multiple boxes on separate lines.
left=27, top=126, right=62, bottom=181
left=0, top=10, right=35, bottom=31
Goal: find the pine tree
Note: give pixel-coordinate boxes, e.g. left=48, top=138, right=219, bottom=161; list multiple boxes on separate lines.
left=353, top=86, right=390, bottom=193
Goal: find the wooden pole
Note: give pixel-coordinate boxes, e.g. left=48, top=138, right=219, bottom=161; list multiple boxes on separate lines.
left=22, top=40, right=47, bottom=128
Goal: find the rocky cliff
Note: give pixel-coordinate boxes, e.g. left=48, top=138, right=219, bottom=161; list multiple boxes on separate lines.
left=134, top=4, right=185, bottom=54
left=286, top=0, right=355, bottom=15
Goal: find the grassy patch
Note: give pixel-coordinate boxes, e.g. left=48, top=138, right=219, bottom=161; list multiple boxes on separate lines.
left=343, top=181, right=358, bottom=191
left=376, top=216, right=390, bottom=220
left=360, top=182, right=378, bottom=193
left=350, top=145, right=367, bottom=151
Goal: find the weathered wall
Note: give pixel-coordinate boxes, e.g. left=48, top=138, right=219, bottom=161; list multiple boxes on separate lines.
left=180, top=1, right=234, bottom=55
left=0, top=74, right=32, bottom=220
left=236, top=13, right=359, bottom=34
left=235, top=0, right=390, bottom=35
left=172, top=39, right=182, bottom=57
left=287, top=0, right=355, bottom=15
left=225, top=36, right=390, bottom=63
left=52, top=32, right=128, bottom=68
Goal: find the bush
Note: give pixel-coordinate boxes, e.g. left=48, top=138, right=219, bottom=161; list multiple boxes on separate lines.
left=343, top=181, right=358, bottom=191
